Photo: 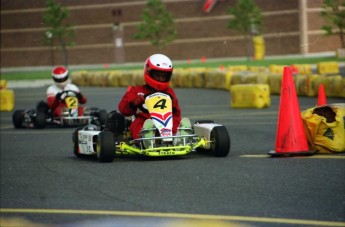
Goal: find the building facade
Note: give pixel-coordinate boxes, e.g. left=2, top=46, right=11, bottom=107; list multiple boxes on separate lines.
left=0, top=0, right=341, bottom=68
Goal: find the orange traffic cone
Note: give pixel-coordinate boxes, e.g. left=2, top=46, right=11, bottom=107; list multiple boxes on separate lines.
left=317, top=84, right=327, bottom=106
left=268, top=67, right=314, bottom=156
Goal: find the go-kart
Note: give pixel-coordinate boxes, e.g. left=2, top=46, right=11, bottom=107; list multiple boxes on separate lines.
left=12, top=90, right=108, bottom=129
left=73, top=92, right=231, bottom=162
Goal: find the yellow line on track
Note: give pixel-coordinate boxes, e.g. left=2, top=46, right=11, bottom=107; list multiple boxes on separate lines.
left=240, top=154, right=345, bottom=159
left=1, top=208, right=344, bottom=226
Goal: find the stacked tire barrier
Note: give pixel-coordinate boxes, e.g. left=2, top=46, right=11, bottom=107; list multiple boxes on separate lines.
left=0, top=80, right=15, bottom=111
left=70, top=61, right=345, bottom=103
left=231, top=84, right=270, bottom=108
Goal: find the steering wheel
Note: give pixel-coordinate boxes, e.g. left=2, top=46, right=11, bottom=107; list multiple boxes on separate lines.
left=58, top=90, right=78, bottom=101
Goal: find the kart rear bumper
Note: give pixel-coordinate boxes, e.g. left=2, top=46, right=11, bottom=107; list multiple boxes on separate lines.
left=53, top=116, right=92, bottom=125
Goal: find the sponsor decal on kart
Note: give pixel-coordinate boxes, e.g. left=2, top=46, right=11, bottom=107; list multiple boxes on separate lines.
left=159, top=151, right=176, bottom=155
left=160, top=128, right=172, bottom=137
left=145, top=93, right=173, bottom=137
left=65, top=96, right=79, bottom=117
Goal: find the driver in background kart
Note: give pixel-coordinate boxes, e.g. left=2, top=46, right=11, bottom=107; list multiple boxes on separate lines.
left=118, top=54, right=181, bottom=139
left=46, top=66, right=87, bottom=117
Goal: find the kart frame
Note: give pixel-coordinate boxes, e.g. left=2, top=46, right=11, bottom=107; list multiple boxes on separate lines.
left=73, top=121, right=231, bottom=162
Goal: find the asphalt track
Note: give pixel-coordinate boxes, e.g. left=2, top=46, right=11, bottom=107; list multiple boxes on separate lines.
left=1, top=86, right=345, bottom=227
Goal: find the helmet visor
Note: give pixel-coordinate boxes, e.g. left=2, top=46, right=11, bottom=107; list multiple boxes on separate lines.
left=53, top=75, right=68, bottom=83
left=149, top=70, right=172, bottom=82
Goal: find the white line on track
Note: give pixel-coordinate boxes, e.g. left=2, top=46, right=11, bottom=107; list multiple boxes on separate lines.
left=241, top=154, right=345, bottom=159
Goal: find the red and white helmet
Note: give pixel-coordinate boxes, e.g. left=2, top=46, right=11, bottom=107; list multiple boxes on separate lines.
left=52, top=66, right=69, bottom=88
left=144, top=54, right=173, bottom=91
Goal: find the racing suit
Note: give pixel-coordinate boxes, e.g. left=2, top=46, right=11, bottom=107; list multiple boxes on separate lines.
left=118, top=85, right=181, bottom=139
left=46, top=83, right=87, bottom=117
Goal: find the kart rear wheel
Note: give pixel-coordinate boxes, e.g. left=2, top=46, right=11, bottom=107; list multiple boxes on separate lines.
left=98, top=109, right=108, bottom=126
left=12, top=110, right=24, bottom=128
left=36, top=101, right=49, bottom=115
left=209, top=126, right=230, bottom=157
left=34, top=111, right=47, bottom=129
left=72, top=126, right=84, bottom=158
left=96, top=131, right=115, bottom=163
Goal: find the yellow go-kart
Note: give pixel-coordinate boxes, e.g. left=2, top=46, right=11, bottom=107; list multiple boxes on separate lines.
left=73, top=92, right=231, bottom=162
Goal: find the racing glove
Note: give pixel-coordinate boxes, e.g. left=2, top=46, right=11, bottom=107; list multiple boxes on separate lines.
left=130, top=95, right=144, bottom=109
left=76, top=92, right=83, bottom=100
left=55, top=92, right=62, bottom=100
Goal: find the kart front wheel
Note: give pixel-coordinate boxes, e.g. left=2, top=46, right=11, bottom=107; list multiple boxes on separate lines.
left=96, top=131, right=115, bottom=163
left=72, top=126, right=84, bottom=158
left=209, top=126, right=230, bottom=157
left=12, top=110, right=24, bottom=128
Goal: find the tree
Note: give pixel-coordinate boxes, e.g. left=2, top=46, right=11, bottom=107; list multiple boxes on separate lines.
left=43, top=0, right=75, bottom=66
left=227, top=0, right=263, bottom=60
left=320, top=0, right=345, bottom=48
left=133, top=0, right=176, bottom=51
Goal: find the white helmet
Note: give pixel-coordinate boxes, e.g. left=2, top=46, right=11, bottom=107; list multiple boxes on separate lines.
left=144, top=54, right=173, bottom=91
left=52, top=66, right=69, bottom=88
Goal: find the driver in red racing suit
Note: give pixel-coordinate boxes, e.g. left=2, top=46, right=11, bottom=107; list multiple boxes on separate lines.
left=46, top=66, right=87, bottom=117
left=118, top=54, right=181, bottom=139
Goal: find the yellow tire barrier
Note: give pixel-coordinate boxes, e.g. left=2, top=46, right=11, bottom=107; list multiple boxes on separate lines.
left=266, top=73, right=281, bottom=95
left=247, top=66, right=267, bottom=72
left=294, top=74, right=324, bottom=96
left=227, top=65, right=247, bottom=72
left=205, top=69, right=226, bottom=89
left=341, top=77, right=345, bottom=98
left=268, top=64, right=286, bottom=74
left=69, top=65, right=344, bottom=99
left=292, top=64, right=312, bottom=75
left=0, top=80, right=7, bottom=89
left=230, top=84, right=270, bottom=108
left=253, top=35, right=265, bottom=61
left=0, top=89, right=15, bottom=111
left=317, top=61, right=339, bottom=75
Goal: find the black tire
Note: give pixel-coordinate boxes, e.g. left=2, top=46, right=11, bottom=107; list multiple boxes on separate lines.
left=98, top=109, right=108, bottom=126
left=36, top=101, right=49, bottom=115
left=12, top=110, right=24, bottom=128
left=72, top=126, right=84, bottom=158
left=195, top=120, right=215, bottom=124
left=96, top=131, right=115, bottom=163
left=34, top=111, right=47, bottom=129
left=209, top=126, right=231, bottom=157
